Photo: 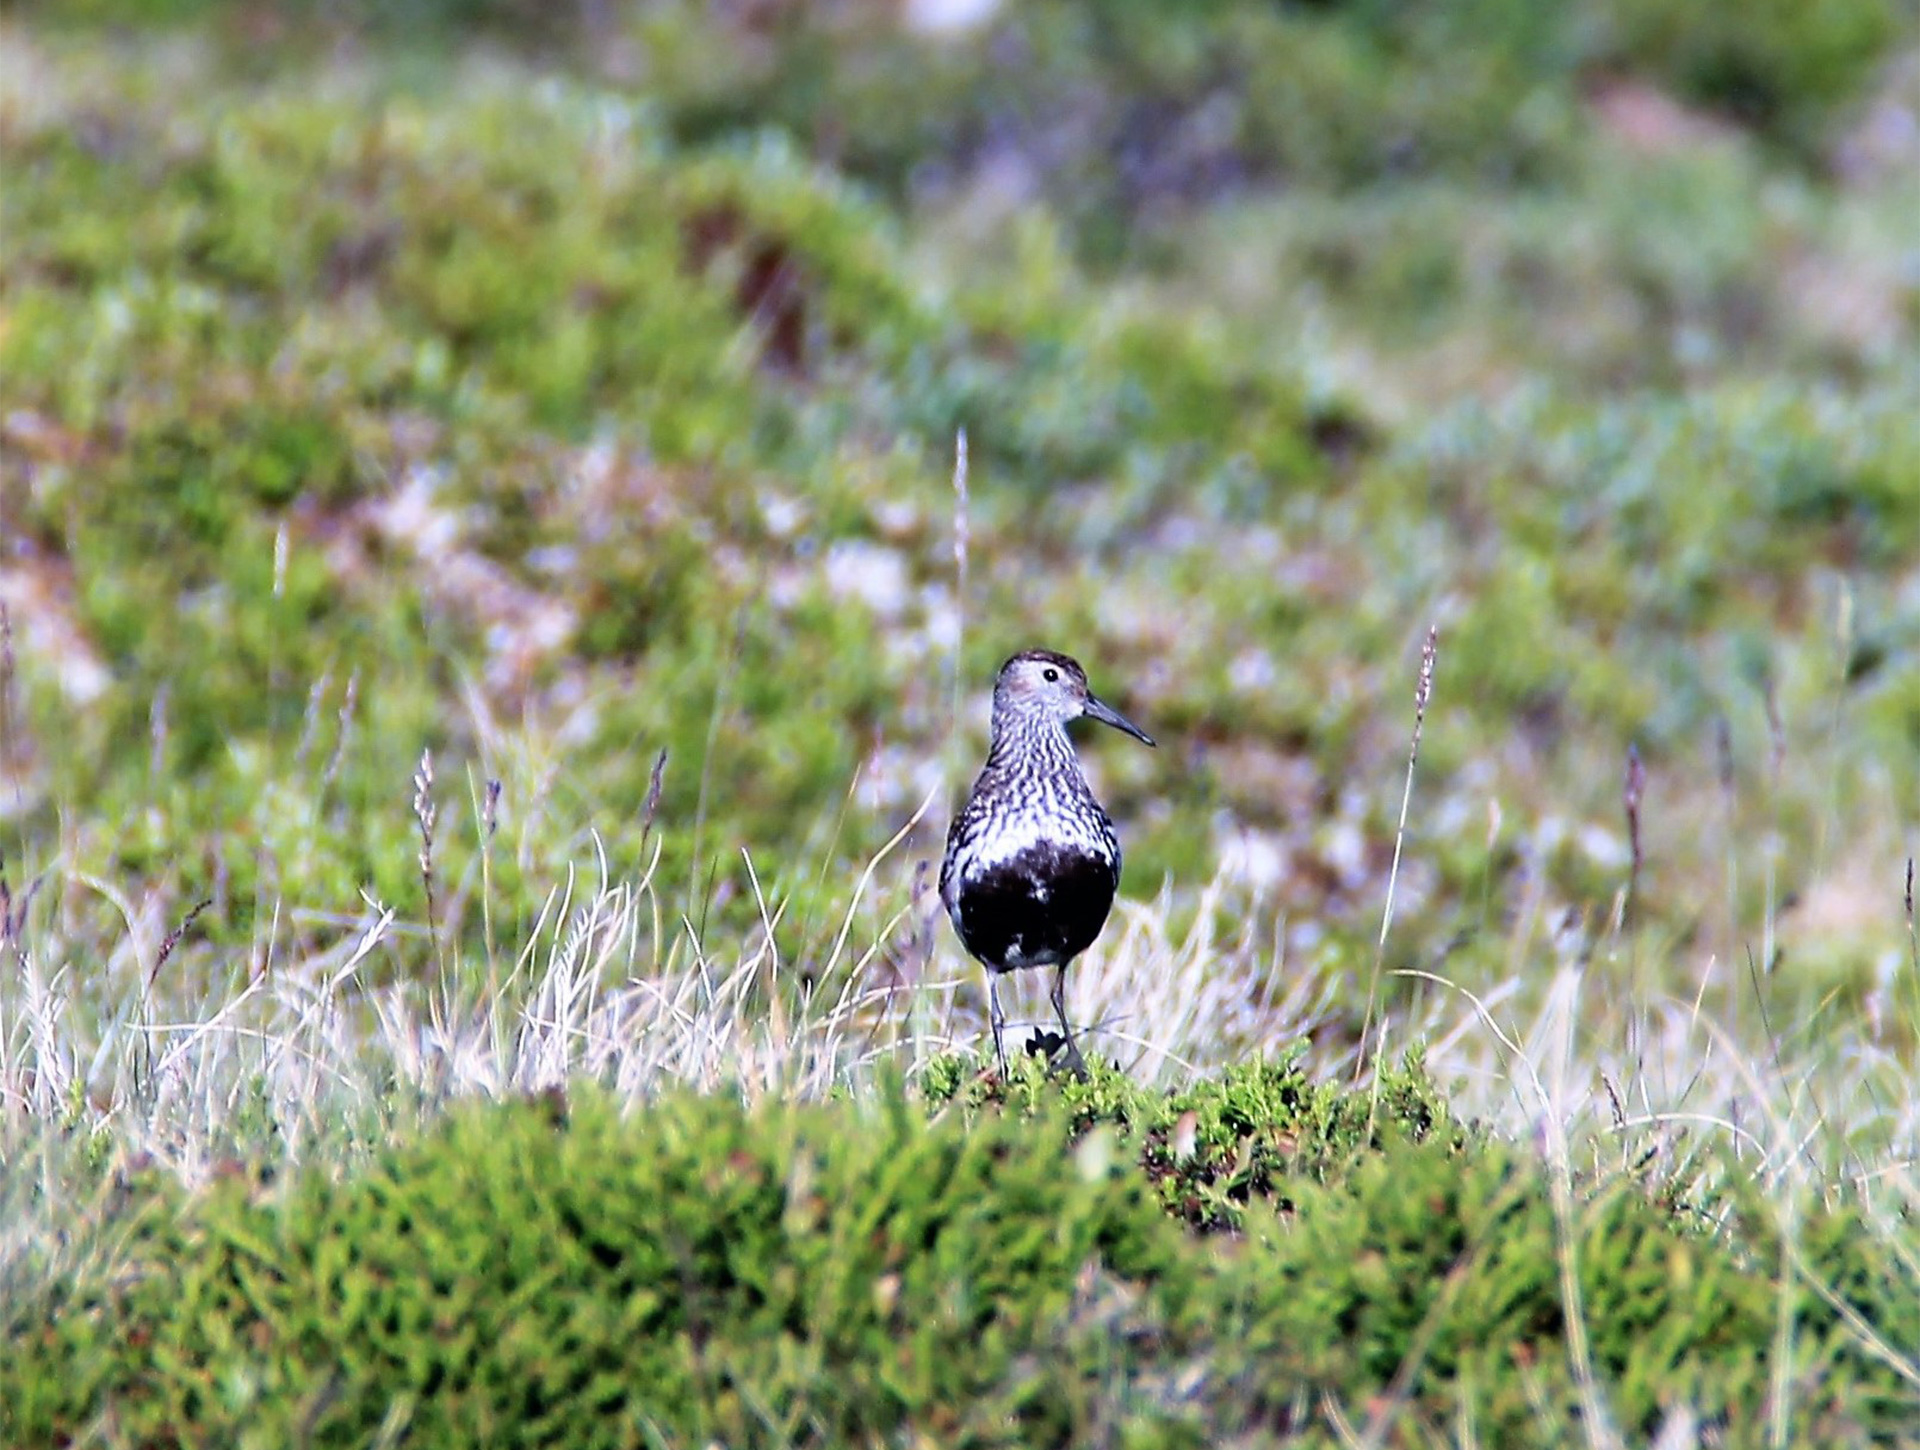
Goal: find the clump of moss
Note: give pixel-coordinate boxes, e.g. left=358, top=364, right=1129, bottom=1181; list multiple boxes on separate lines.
left=8, top=1085, right=1199, bottom=1448
left=8, top=1066, right=1911, bottom=1447
left=925, top=1048, right=1463, bottom=1230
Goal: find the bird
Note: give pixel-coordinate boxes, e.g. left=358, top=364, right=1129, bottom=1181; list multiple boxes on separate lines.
left=940, top=648, right=1156, bottom=1075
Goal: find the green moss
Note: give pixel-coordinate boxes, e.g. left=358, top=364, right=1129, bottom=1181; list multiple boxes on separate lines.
left=8, top=1069, right=1912, bottom=1446
left=7, top=1087, right=1195, bottom=1447
left=1600, top=0, right=1900, bottom=149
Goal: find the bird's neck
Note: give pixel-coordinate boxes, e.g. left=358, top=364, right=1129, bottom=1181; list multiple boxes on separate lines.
left=984, top=713, right=1084, bottom=787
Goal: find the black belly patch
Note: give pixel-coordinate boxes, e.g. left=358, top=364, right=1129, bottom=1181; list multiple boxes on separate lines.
left=951, top=844, right=1119, bottom=974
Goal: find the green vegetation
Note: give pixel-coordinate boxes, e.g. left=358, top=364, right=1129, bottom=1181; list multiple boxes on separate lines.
left=1, top=0, right=1916, bottom=1442
left=10, top=1065, right=1915, bottom=1446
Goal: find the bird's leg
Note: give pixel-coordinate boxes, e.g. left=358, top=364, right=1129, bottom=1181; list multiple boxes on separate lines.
left=988, top=971, right=1008, bottom=1076
left=1048, top=962, right=1089, bottom=1077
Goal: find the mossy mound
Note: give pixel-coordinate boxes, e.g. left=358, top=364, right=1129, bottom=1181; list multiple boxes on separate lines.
left=3, top=42, right=1352, bottom=942
left=6, top=28, right=1918, bottom=987
left=9, top=1060, right=1912, bottom=1446
left=23, top=0, right=1905, bottom=205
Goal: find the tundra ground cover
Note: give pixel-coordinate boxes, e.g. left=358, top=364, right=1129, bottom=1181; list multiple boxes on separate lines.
left=1, top=5, right=1916, bottom=1443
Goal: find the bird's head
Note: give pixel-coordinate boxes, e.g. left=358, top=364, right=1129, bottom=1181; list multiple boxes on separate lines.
left=993, top=649, right=1155, bottom=746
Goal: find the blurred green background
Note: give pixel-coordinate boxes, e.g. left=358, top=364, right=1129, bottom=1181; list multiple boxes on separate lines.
left=1, top=0, right=1916, bottom=1028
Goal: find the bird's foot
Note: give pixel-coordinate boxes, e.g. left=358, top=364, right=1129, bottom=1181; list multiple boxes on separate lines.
left=1024, top=1029, right=1090, bottom=1080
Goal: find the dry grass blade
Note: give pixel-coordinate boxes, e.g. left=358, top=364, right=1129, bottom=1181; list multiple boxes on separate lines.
left=1358, top=623, right=1438, bottom=1086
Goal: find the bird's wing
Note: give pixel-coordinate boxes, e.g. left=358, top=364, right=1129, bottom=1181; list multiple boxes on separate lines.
left=937, top=790, right=977, bottom=908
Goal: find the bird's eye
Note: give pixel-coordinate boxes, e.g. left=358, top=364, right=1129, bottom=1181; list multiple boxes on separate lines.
left=1042, top=667, right=1059, bottom=682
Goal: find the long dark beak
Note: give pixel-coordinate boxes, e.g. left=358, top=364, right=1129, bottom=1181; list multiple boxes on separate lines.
left=1083, top=694, right=1156, bottom=747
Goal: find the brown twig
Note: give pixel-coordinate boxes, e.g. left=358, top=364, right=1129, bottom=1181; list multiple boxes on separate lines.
left=147, top=897, right=215, bottom=993
left=1622, top=742, right=1645, bottom=925
left=413, top=747, right=440, bottom=969
left=1905, top=857, right=1917, bottom=1000
left=482, top=777, right=503, bottom=841
left=639, top=747, right=668, bottom=860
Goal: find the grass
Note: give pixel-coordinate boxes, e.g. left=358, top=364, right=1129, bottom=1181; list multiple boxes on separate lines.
left=2, top=4, right=1918, bottom=1444
left=4, top=993, right=1915, bottom=1443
